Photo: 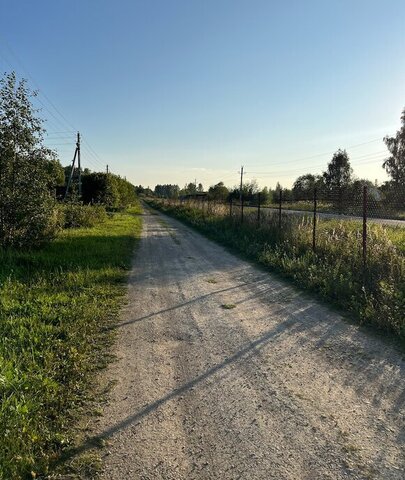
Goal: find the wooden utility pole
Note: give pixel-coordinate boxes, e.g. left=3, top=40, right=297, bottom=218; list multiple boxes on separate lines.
left=239, top=166, right=244, bottom=204
left=64, top=135, right=79, bottom=200
left=77, top=132, right=82, bottom=197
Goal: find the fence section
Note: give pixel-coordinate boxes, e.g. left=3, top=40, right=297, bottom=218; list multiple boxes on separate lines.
left=160, top=183, right=404, bottom=284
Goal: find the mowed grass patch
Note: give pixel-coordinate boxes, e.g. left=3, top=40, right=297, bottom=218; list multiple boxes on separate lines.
left=0, top=210, right=142, bottom=479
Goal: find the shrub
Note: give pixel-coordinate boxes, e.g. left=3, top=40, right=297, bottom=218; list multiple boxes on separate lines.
left=61, top=203, right=107, bottom=229
left=0, top=72, right=64, bottom=248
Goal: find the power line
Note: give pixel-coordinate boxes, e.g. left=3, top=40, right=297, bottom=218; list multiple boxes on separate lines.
left=246, top=150, right=388, bottom=175
left=0, top=37, right=108, bottom=174
left=247, top=138, right=385, bottom=169
left=0, top=38, right=77, bottom=132
left=80, top=143, right=105, bottom=169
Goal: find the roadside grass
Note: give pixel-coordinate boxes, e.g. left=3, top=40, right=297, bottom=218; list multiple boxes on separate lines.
left=147, top=200, right=405, bottom=339
left=0, top=210, right=142, bottom=479
left=126, top=203, right=143, bottom=215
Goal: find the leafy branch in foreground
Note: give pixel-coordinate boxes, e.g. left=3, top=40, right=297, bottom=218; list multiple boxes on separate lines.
left=0, top=72, right=63, bottom=248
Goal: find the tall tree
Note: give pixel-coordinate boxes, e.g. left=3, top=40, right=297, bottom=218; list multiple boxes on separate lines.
left=323, top=149, right=352, bottom=211
left=0, top=72, right=60, bottom=247
left=323, top=149, right=352, bottom=191
left=383, top=107, right=405, bottom=185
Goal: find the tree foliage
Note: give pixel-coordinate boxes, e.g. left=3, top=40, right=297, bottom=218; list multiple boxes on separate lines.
left=323, top=149, right=352, bottom=192
left=383, top=107, right=405, bottom=185
left=208, top=181, right=229, bottom=200
left=230, top=180, right=260, bottom=201
left=181, top=182, right=199, bottom=195
left=0, top=72, right=62, bottom=248
left=154, top=184, right=180, bottom=198
left=292, top=174, right=323, bottom=200
left=81, top=172, right=136, bottom=208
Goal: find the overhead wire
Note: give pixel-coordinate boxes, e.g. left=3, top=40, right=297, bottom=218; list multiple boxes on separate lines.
left=0, top=37, right=107, bottom=172
left=247, top=138, right=384, bottom=169
left=245, top=150, right=388, bottom=176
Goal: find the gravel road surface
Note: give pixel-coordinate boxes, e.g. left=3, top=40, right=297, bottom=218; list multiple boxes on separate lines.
left=90, top=207, right=404, bottom=479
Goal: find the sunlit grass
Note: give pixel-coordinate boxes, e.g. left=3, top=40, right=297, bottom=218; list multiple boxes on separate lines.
left=0, top=209, right=142, bottom=479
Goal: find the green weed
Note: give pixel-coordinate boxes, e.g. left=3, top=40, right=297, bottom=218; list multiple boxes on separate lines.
left=222, top=304, right=236, bottom=309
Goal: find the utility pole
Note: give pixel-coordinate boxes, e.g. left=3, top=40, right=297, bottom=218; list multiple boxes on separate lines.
left=239, top=165, right=244, bottom=204
left=106, top=164, right=109, bottom=174
left=64, top=134, right=79, bottom=200
left=77, top=132, right=81, bottom=198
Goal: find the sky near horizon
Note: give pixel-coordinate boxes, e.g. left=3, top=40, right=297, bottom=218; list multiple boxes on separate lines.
left=1, top=0, right=404, bottom=190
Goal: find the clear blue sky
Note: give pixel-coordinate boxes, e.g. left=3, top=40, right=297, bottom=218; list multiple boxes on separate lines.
left=1, top=0, right=404, bottom=189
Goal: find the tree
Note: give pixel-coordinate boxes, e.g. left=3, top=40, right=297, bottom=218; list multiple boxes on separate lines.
left=197, top=182, right=204, bottom=193
left=0, top=72, right=60, bottom=247
left=323, top=149, right=352, bottom=191
left=292, top=174, right=323, bottom=200
left=272, top=182, right=282, bottom=203
left=154, top=184, right=180, bottom=198
left=208, top=182, right=229, bottom=201
left=383, top=107, right=405, bottom=185
left=184, top=182, right=197, bottom=195
left=259, top=187, right=271, bottom=204
left=269, top=182, right=293, bottom=203
left=81, top=172, right=136, bottom=208
left=322, top=149, right=352, bottom=211
left=44, top=154, right=65, bottom=189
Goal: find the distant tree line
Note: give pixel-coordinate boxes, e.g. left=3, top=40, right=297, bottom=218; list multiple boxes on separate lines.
left=137, top=108, right=405, bottom=217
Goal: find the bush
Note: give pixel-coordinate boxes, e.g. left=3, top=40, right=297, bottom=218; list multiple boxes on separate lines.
left=61, top=203, right=107, bottom=229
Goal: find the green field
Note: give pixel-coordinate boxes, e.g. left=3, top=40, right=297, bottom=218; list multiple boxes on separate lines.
left=148, top=199, right=405, bottom=340
left=0, top=206, right=142, bottom=479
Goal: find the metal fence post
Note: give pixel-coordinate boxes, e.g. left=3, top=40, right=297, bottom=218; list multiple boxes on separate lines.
left=312, top=187, right=317, bottom=252
left=278, top=189, right=282, bottom=229
left=362, top=185, right=367, bottom=272
left=241, top=196, right=244, bottom=224
left=257, top=192, right=261, bottom=227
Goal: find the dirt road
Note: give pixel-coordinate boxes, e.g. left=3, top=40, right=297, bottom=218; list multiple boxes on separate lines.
left=91, top=207, right=404, bottom=479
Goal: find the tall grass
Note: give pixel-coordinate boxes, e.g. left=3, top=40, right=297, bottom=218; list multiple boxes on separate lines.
left=148, top=199, right=404, bottom=339
left=0, top=209, right=142, bottom=479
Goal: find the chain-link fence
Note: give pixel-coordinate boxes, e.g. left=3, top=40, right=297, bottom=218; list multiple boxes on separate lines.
left=165, top=182, right=404, bottom=274
left=151, top=183, right=404, bottom=336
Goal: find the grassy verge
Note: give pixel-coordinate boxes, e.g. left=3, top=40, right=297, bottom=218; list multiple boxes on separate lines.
left=147, top=199, right=404, bottom=339
left=0, top=208, right=142, bottom=479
